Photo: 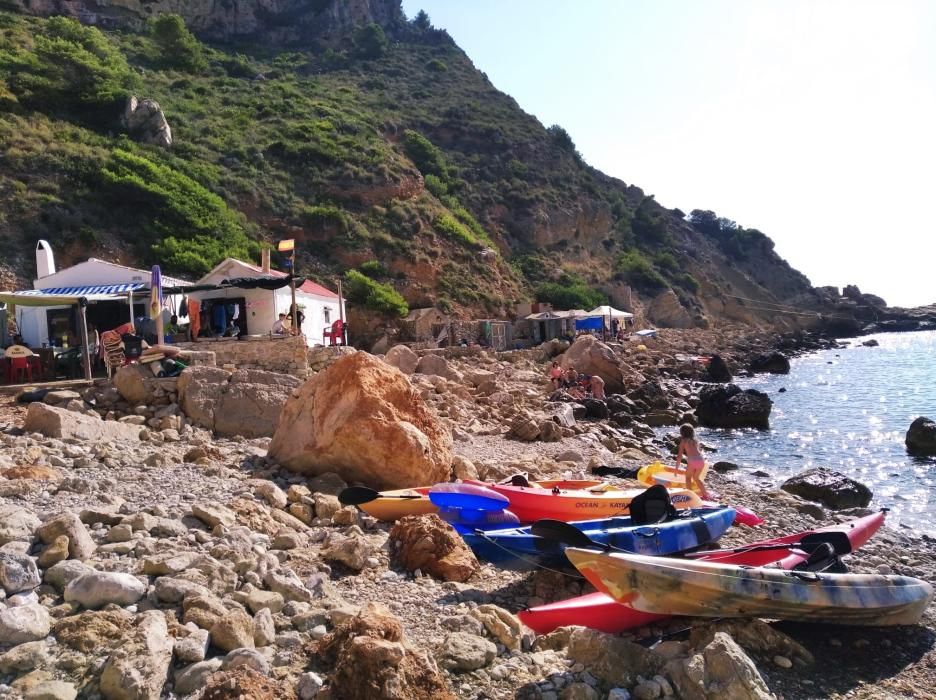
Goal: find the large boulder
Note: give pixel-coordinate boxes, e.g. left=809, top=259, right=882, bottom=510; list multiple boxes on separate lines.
left=706, top=355, right=732, bottom=383
left=781, top=467, right=872, bottom=510
left=317, top=602, right=456, bottom=700
left=560, top=335, right=625, bottom=393
left=647, top=289, right=693, bottom=329
left=25, top=402, right=142, bottom=442
left=268, top=352, right=452, bottom=489
left=0, top=506, right=40, bottom=547
left=697, top=384, right=772, bottom=429
left=99, top=610, right=174, bottom=700
left=415, top=353, right=463, bottom=382
left=906, top=416, right=936, bottom=456
left=113, top=365, right=152, bottom=405
left=665, top=632, right=773, bottom=700
left=384, top=345, right=418, bottom=374
left=389, top=514, right=479, bottom=582
left=566, top=627, right=661, bottom=687
left=178, top=367, right=301, bottom=438
left=123, top=96, right=172, bottom=148
left=748, top=351, right=790, bottom=375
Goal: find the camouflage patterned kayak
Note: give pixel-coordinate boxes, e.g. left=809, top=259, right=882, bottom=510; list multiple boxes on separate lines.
left=565, top=549, right=933, bottom=626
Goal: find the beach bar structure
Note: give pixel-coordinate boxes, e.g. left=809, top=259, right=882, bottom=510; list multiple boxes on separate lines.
left=12, top=241, right=189, bottom=349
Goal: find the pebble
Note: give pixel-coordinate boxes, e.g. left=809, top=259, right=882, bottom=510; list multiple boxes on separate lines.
left=773, top=655, right=793, bottom=668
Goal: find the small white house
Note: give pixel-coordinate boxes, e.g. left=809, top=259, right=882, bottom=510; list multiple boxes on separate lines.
left=188, top=256, right=344, bottom=347
left=16, top=241, right=189, bottom=348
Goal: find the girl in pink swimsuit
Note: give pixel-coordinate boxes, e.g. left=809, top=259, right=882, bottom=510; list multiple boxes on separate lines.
left=675, top=423, right=710, bottom=498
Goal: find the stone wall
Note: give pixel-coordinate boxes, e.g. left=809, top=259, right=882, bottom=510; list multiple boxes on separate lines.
left=308, top=345, right=356, bottom=372
left=174, top=336, right=310, bottom=377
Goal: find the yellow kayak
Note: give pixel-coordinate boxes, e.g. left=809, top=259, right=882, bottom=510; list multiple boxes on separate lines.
left=357, top=487, right=437, bottom=521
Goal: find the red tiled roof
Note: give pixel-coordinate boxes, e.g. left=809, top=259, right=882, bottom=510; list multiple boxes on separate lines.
left=299, top=280, right=339, bottom=299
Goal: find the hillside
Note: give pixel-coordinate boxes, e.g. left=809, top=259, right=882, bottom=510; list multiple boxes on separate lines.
left=0, top=1, right=830, bottom=339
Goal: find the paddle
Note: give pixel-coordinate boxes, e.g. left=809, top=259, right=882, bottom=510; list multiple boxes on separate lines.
left=530, top=518, right=852, bottom=557
left=337, top=486, right=422, bottom=506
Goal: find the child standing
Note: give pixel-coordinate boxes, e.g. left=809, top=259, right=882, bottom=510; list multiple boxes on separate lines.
left=548, top=361, right=563, bottom=390
left=675, top=424, right=710, bottom=498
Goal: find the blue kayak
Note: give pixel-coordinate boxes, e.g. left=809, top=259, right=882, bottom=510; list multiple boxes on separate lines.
left=461, top=507, right=736, bottom=568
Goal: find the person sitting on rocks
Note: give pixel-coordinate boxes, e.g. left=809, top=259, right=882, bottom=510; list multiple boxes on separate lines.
left=272, top=313, right=288, bottom=335
left=563, top=366, right=579, bottom=388
left=590, top=374, right=606, bottom=400
left=548, top=360, right=563, bottom=390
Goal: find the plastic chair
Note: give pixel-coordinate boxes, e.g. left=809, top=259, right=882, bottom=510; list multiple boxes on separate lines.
left=55, top=347, right=83, bottom=379
left=323, top=319, right=345, bottom=346
left=9, top=356, right=32, bottom=384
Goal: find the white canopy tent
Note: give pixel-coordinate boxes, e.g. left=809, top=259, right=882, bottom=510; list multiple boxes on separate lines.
left=586, top=305, right=634, bottom=319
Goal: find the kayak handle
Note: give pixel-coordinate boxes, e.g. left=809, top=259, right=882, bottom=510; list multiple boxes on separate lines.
left=788, top=570, right=822, bottom=583
left=634, top=528, right=660, bottom=538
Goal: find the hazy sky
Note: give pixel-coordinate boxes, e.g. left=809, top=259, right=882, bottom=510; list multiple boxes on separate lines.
left=401, top=0, right=935, bottom=307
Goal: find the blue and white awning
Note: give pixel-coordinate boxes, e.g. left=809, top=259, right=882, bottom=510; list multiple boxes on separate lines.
left=28, top=283, right=147, bottom=296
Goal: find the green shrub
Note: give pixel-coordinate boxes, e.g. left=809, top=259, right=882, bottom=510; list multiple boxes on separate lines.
left=100, top=149, right=255, bottom=275
left=653, top=251, right=679, bottom=273
left=615, top=250, right=668, bottom=291
left=354, top=23, right=389, bottom=60
left=423, top=173, right=448, bottom=197
left=358, top=259, right=387, bottom=278
left=631, top=198, right=669, bottom=246
left=535, top=282, right=605, bottom=310
left=675, top=273, right=700, bottom=292
left=299, top=204, right=349, bottom=232
left=2, top=17, right=137, bottom=119
left=149, top=14, right=207, bottom=73
left=426, top=58, right=447, bottom=72
left=435, top=213, right=478, bottom=247
left=441, top=195, right=493, bottom=246
left=344, top=269, right=408, bottom=317
left=402, top=129, right=449, bottom=180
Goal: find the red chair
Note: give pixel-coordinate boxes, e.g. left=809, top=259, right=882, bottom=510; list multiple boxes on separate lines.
left=323, top=319, right=345, bottom=346
left=8, top=356, right=32, bottom=384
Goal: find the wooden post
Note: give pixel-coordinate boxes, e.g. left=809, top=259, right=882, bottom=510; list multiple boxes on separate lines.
left=155, top=306, right=165, bottom=345
left=289, top=248, right=298, bottom=336
left=337, top=277, right=345, bottom=346
left=77, top=299, right=92, bottom=381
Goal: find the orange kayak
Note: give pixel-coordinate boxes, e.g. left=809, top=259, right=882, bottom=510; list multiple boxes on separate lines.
left=466, top=481, right=704, bottom=523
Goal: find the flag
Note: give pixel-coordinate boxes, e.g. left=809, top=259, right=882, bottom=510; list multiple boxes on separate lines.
left=277, top=239, right=295, bottom=252
left=149, top=265, right=162, bottom=321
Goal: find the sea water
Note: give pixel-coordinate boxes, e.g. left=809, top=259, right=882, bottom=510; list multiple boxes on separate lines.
left=695, top=329, right=936, bottom=533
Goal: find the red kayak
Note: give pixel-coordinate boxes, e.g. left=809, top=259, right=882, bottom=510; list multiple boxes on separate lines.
left=518, top=510, right=886, bottom=635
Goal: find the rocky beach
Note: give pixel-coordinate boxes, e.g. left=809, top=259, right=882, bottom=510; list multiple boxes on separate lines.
left=0, top=328, right=934, bottom=700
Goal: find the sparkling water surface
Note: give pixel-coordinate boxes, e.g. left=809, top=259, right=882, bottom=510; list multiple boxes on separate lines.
left=694, top=330, right=936, bottom=533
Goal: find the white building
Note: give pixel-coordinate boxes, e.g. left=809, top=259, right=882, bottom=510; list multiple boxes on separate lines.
left=188, top=255, right=344, bottom=347
left=16, top=241, right=189, bottom=348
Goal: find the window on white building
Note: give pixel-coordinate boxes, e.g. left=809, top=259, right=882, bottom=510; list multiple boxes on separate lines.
left=324, top=307, right=331, bottom=324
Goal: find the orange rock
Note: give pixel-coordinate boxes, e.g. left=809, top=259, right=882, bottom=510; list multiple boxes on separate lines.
left=1, top=465, right=62, bottom=481
left=201, top=667, right=296, bottom=700
left=269, top=352, right=452, bottom=490
left=389, top=514, right=479, bottom=583
left=317, top=602, right=455, bottom=700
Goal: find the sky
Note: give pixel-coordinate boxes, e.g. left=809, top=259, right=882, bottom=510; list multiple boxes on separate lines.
left=400, top=0, right=935, bottom=307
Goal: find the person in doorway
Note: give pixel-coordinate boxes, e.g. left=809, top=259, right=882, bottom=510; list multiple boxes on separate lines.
left=548, top=360, right=563, bottom=390
left=290, top=304, right=305, bottom=336
left=674, top=423, right=710, bottom=499
left=272, top=313, right=288, bottom=335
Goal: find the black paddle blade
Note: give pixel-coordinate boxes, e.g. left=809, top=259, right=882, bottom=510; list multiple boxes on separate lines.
left=800, top=530, right=852, bottom=555
left=338, top=486, right=382, bottom=506
left=530, top=519, right=603, bottom=549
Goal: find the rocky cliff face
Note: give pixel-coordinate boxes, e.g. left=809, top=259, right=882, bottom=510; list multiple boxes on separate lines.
left=11, top=0, right=404, bottom=42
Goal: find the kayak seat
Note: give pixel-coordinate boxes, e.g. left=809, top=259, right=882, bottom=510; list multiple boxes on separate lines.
left=793, top=542, right=848, bottom=573
left=629, top=485, right=677, bottom=526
